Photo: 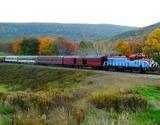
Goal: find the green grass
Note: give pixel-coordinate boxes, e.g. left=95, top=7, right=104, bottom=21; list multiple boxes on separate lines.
left=0, top=52, right=11, bottom=56
left=0, top=115, right=10, bottom=125
left=132, top=86, right=160, bottom=125
left=133, top=86, right=160, bottom=100
left=134, top=109, right=160, bottom=125
left=0, top=64, right=94, bottom=91
left=0, top=85, right=10, bottom=93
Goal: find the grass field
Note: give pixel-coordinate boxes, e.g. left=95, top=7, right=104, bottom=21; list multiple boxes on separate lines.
left=0, top=63, right=159, bottom=125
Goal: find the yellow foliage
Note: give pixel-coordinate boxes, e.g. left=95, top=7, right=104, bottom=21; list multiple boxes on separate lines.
left=39, top=37, right=54, bottom=55
left=148, top=28, right=160, bottom=41
left=143, top=39, right=160, bottom=56
left=115, top=40, right=131, bottom=55
left=143, top=28, right=160, bottom=57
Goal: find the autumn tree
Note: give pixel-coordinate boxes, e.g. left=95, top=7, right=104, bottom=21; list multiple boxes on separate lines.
left=142, top=29, right=160, bottom=62
left=12, top=39, right=22, bottom=54
left=39, top=37, right=54, bottom=55
left=148, top=28, right=160, bottom=41
left=115, top=40, right=131, bottom=55
left=20, top=37, right=39, bottom=55
left=143, top=39, right=160, bottom=56
left=128, top=39, right=142, bottom=53
left=54, top=37, right=78, bottom=55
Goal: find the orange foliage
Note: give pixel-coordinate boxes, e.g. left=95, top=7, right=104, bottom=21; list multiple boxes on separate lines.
left=58, top=38, right=78, bottom=52
left=12, top=39, right=22, bottom=54
left=54, top=37, right=78, bottom=54
left=39, top=37, right=54, bottom=55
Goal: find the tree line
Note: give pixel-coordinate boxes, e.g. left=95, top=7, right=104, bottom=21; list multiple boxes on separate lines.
left=115, top=28, right=160, bottom=62
left=11, top=36, right=78, bottom=55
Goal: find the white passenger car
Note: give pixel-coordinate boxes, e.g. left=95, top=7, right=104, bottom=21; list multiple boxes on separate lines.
left=5, top=56, right=19, bottom=63
left=17, top=56, right=38, bottom=64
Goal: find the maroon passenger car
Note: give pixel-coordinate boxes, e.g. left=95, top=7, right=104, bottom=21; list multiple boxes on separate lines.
left=37, top=56, right=63, bottom=65
left=63, top=56, right=81, bottom=66
left=85, top=56, right=105, bottom=68
left=63, top=56, right=105, bottom=69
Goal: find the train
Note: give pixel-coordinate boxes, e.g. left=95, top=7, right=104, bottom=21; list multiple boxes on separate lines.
left=0, top=54, right=159, bottom=73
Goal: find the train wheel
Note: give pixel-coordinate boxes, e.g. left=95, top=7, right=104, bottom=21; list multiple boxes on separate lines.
left=129, top=69, right=133, bottom=73
left=140, top=69, right=146, bottom=73
left=104, top=67, right=109, bottom=71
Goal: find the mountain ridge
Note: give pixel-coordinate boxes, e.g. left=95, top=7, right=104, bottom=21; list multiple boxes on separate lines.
left=0, top=23, right=137, bottom=42
left=112, top=22, right=160, bottom=40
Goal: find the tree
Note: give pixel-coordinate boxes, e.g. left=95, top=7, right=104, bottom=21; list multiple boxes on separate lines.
left=39, top=37, right=54, bottom=55
left=79, top=41, right=89, bottom=49
left=142, top=28, right=160, bottom=62
left=143, top=39, right=160, bottom=58
left=115, top=40, right=131, bottom=55
left=78, top=41, right=96, bottom=56
left=20, top=37, right=39, bottom=55
left=12, top=39, right=22, bottom=54
left=128, top=39, right=142, bottom=53
left=54, top=37, right=78, bottom=55
left=148, top=28, right=160, bottom=41
left=0, top=42, right=12, bottom=53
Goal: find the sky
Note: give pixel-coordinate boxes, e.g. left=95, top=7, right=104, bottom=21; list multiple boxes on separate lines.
left=0, top=0, right=160, bottom=27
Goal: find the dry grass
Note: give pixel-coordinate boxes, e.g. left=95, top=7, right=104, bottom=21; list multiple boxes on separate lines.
left=84, top=74, right=160, bottom=93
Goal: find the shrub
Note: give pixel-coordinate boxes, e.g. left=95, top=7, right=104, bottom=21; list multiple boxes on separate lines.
left=0, top=103, right=15, bottom=115
left=89, top=92, right=148, bottom=112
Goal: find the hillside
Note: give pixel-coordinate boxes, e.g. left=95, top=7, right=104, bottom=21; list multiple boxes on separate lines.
left=0, top=64, right=160, bottom=125
left=0, top=23, right=137, bottom=42
left=112, top=22, right=160, bottom=40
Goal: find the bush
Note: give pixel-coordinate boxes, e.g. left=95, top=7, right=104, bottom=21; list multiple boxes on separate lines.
left=0, top=103, right=15, bottom=115
left=89, top=92, right=148, bottom=112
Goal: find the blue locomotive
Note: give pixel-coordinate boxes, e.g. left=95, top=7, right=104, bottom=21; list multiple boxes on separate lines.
left=104, top=55, right=158, bottom=72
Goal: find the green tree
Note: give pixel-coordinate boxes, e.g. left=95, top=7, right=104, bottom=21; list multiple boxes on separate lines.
left=20, top=37, right=39, bottom=55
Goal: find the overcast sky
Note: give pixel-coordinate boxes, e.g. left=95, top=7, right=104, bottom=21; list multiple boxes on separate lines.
left=0, top=0, right=159, bottom=27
